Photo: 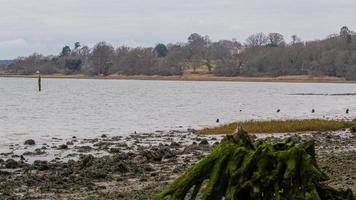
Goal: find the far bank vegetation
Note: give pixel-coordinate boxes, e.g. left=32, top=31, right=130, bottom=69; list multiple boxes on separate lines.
left=2, top=26, right=356, bottom=80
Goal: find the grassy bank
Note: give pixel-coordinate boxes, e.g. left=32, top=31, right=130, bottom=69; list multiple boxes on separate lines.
left=197, top=119, right=356, bottom=135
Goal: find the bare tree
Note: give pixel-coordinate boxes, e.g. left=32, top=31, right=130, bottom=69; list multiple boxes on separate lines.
left=90, top=42, right=114, bottom=75
left=78, top=46, right=91, bottom=57
left=340, top=26, right=352, bottom=44
left=291, top=35, right=302, bottom=45
left=267, top=33, right=285, bottom=47
left=5, top=27, right=356, bottom=79
left=340, top=26, right=351, bottom=37
left=245, top=33, right=268, bottom=47
left=187, top=33, right=211, bottom=72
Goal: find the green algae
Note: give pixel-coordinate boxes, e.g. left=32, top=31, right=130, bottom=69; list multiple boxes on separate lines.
left=154, top=128, right=354, bottom=200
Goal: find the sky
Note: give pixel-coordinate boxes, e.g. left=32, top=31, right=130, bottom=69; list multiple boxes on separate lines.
left=0, top=0, right=355, bottom=59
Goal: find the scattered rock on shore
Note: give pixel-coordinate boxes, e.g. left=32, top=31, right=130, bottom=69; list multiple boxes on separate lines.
left=5, top=159, right=18, bottom=169
left=24, top=139, right=36, bottom=145
left=0, top=130, right=354, bottom=199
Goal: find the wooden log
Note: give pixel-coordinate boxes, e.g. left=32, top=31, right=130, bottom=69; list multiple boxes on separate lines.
left=37, top=71, right=41, bottom=92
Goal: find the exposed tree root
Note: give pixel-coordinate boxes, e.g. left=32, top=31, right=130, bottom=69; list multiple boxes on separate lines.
left=154, top=128, right=354, bottom=200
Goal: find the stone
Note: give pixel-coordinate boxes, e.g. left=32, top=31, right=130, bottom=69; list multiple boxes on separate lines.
left=24, top=139, right=36, bottom=145
left=5, top=159, right=18, bottom=169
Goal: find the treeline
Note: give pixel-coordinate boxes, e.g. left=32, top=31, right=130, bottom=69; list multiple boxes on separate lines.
left=4, top=26, right=356, bottom=79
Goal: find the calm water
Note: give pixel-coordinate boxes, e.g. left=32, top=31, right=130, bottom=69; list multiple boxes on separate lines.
left=1, top=77, right=356, bottom=148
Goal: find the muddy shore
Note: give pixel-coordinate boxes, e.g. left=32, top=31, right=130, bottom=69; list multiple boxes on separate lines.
left=1, top=73, right=356, bottom=84
left=0, top=129, right=355, bottom=199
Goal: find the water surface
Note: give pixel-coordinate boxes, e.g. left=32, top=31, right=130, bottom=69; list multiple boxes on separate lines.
left=1, top=77, right=355, bottom=148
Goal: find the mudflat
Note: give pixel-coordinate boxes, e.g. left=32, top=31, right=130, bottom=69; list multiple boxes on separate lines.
left=0, top=129, right=354, bottom=199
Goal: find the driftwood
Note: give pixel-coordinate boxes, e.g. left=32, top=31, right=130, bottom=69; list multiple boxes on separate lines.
left=155, top=128, right=353, bottom=200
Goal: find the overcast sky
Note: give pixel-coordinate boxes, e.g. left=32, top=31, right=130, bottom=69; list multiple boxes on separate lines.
left=0, top=0, right=355, bottom=59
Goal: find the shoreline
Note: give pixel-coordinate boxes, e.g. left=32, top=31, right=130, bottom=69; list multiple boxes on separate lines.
left=1, top=73, right=356, bottom=84
left=0, top=129, right=354, bottom=199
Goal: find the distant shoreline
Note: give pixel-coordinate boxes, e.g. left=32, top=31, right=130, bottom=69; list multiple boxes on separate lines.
left=1, top=73, right=356, bottom=84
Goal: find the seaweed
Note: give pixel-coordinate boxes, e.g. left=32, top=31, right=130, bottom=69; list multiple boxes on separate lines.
left=155, top=128, right=354, bottom=200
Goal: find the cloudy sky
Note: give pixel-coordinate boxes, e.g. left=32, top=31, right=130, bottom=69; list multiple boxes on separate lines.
left=0, top=0, right=355, bottom=59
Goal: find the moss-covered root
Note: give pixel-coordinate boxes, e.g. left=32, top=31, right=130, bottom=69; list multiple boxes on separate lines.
left=154, top=128, right=354, bottom=200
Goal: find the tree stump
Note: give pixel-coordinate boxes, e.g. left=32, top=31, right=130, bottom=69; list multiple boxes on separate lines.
left=154, top=128, right=353, bottom=200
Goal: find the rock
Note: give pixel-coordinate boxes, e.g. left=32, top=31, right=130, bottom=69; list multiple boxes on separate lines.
left=101, top=134, right=108, bottom=138
left=5, top=159, right=18, bottom=169
left=170, top=142, right=180, bottom=147
left=142, top=147, right=175, bottom=162
left=33, top=160, right=49, bottom=171
left=0, top=170, right=11, bottom=176
left=134, top=155, right=148, bottom=163
left=213, top=142, right=220, bottom=146
left=112, top=136, right=122, bottom=141
left=249, top=135, right=257, bottom=140
left=350, top=127, right=356, bottom=133
left=109, top=148, right=121, bottom=153
left=0, top=152, right=13, bottom=156
left=76, top=146, right=92, bottom=153
left=93, top=141, right=113, bottom=150
left=112, top=161, right=129, bottom=173
left=79, top=154, right=94, bottom=168
left=116, top=142, right=128, bottom=148
left=199, top=139, right=209, bottom=146
left=140, top=177, right=148, bottom=182
left=172, top=167, right=181, bottom=173
left=112, top=152, right=129, bottom=161
left=187, top=128, right=197, bottom=133
left=162, top=149, right=176, bottom=159
left=290, top=135, right=302, bottom=143
left=65, top=153, right=78, bottom=158
left=24, top=139, right=35, bottom=145
left=22, top=148, right=46, bottom=156
left=194, top=137, right=202, bottom=141
left=144, top=165, right=154, bottom=172
left=142, top=150, right=163, bottom=162
left=127, top=152, right=135, bottom=157
left=58, top=144, right=68, bottom=150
